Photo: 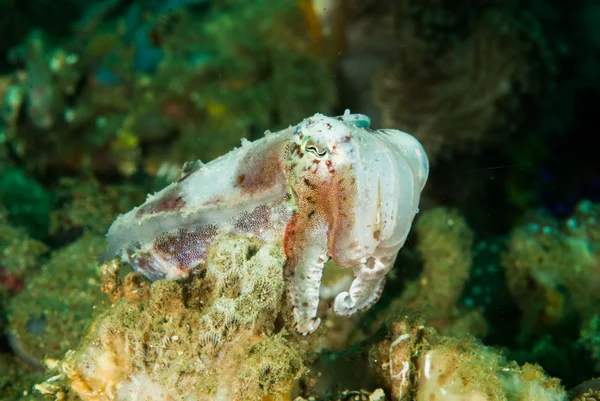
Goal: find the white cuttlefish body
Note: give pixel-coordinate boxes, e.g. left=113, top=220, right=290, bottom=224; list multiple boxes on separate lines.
left=106, top=110, right=429, bottom=334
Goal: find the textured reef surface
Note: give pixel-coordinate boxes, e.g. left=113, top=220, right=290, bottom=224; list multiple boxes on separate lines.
left=1, top=0, right=599, bottom=400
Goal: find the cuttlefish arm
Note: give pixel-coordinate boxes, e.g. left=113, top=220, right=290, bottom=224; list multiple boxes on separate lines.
left=283, top=125, right=341, bottom=335
left=284, top=208, right=329, bottom=335
left=284, top=166, right=387, bottom=332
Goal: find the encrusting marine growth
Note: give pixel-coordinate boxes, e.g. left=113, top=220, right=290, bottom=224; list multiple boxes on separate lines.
left=370, top=318, right=567, bottom=401
left=37, top=237, right=308, bottom=401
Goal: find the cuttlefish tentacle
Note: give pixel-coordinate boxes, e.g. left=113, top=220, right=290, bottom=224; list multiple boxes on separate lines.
left=333, top=275, right=386, bottom=316
left=333, top=245, right=401, bottom=316
left=353, top=253, right=398, bottom=281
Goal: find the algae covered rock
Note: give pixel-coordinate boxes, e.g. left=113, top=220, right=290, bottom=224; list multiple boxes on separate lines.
left=45, top=237, right=308, bottom=401
left=370, top=318, right=566, bottom=401
left=0, top=351, right=50, bottom=401
left=375, top=207, right=486, bottom=339
left=502, top=200, right=600, bottom=332
left=402, top=207, right=474, bottom=314
left=0, top=205, right=48, bottom=300
left=8, top=234, right=108, bottom=365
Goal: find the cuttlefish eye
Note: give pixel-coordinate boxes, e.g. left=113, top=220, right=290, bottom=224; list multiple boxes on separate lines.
left=301, top=135, right=330, bottom=158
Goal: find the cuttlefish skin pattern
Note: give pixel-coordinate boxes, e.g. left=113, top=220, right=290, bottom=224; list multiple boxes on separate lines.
left=105, top=111, right=429, bottom=334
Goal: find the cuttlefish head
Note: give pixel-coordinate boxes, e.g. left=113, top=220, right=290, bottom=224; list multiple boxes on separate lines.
left=282, top=113, right=367, bottom=266
left=284, top=113, right=362, bottom=185
left=284, top=112, right=430, bottom=266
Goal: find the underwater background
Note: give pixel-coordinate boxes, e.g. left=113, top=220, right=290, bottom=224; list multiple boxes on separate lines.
left=0, top=0, right=599, bottom=400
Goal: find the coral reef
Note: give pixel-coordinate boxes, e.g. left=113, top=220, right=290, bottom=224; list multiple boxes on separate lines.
left=370, top=317, right=566, bottom=401
left=39, top=237, right=310, bottom=401
left=0, top=1, right=599, bottom=399
left=495, top=200, right=600, bottom=384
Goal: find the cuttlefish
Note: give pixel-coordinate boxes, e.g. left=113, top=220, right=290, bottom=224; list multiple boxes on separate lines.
left=106, top=111, right=428, bottom=334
